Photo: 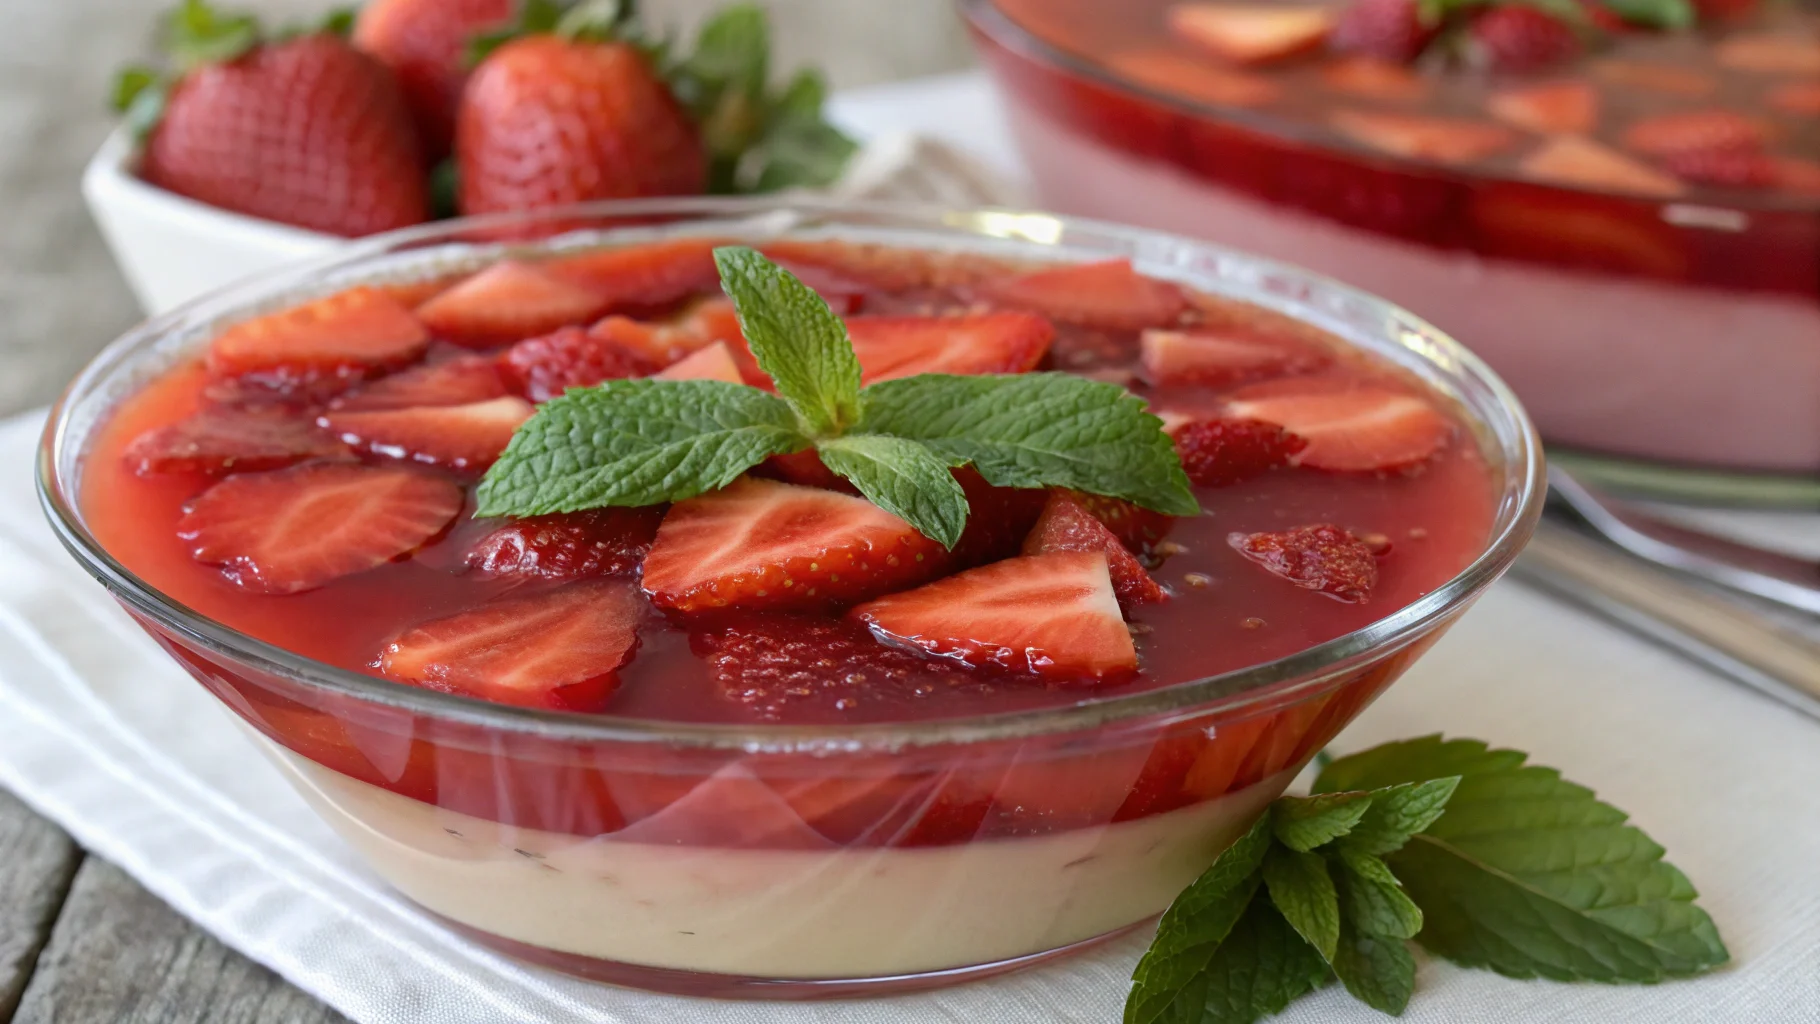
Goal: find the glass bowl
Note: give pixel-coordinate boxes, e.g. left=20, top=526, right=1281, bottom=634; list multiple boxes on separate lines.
left=38, top=197, right=1543, bottom=998
left=963, top=0, right=1820, bottom=504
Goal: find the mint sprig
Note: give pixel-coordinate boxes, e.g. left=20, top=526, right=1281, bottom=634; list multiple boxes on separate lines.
left=478, top=247, right=1198, bottom=546
left=1127, top=735, right=1728, bottom=1024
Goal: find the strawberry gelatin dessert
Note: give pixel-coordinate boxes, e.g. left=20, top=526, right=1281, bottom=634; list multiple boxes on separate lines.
left=967, top=0, right=1820, bottom=490
left=41, top=202, right=1540, bottom=996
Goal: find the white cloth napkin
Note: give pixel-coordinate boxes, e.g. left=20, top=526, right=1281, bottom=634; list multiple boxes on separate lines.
left=12, top=72, right=1817, bottom=1022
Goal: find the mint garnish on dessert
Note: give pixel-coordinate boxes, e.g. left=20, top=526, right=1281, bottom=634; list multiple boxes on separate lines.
left=1129, top=736, right=1728, bottom=1023
left=476, top=247, right=1198, bottom=547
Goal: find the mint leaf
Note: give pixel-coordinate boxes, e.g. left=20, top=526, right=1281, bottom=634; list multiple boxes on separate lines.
left=857, top=373, right=1199, bottom=517
left=475, top=379, right=805, bottom=516
left=165, top=0, right=261, bottom=70
left=815, top=434, right=968, bottom=548
left=1331, top=919, right=1416, bottom=1015
left=1263, top=845, right=1341, bottom=961
left=1600, top=0, right=1694, bottom=28
left=686, top=4, right=768, bottom=100
left=1334, top=846, right=1425, bottom=940
left=1126, top=817, right=1272, bottom=1024
left=1271, top=790, right=1374, bottom=852
left=1196, top=897, right=1333, bottom=1024
left=713, top=247, right=861, bottom=436
left=1338, top=777, right=1460, bottom=856
left=1321, top=737, right=1729, bottom=982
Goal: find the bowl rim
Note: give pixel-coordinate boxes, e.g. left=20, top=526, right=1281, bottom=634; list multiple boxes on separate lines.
left=958, top=0, right=1820, bottom=215
left=38, top=195, right=1545, bottom=752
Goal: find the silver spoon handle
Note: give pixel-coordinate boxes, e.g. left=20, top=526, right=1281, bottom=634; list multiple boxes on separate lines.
left=1515, top=520, right=1820, bottom=723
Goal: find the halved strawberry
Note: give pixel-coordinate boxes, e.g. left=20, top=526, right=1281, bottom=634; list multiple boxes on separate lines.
left=1023, top=492, right=1167, bottom=608
left=1168, top=3, right=1333, bottom=64
left=1619, top=110, right=1769, bottom=158
left=1518, top=136, right=1686, bottom=197
left=1229, top=523, right=1378, bottom=602
left=642, top=477, right=950, bottom=613
left=690, top=613, right=992, bottom=721
left=416, top=260, right=611, bottom=347
left=178, top=463, right=462, bottom=594
left=1225, top=377, right=1451, bottom=472
left=206, top=286, right=429, bottom=388
left=464, top=506, right=664, bottom=581
left=1172, top=417, right=1308, bottom=486
left=378, top=581, right=641, bottom=711
left=1066, top=492, right=1175, bottom=552
left=654, top=341, right=744, bottom=382
left=1487, top=80, right=1599, bottom=135
left=1331, top=110, right=1518, bottom=165
left=852, top=552, right=1135, bottom=681
left=845, top=312, right=1054, bottom=384
left=125, top=405, right=348, bottom=476
left=974, top=259, right=1187, bottom=331
left=319, top=395, right=533, bottom=471
left=329, top=353, right=508, bottom=411
left=499, top=325, right=660, bottom=402
left=1139, top=326, right=1329, bottom=387
left=542, top=239, right=725, bottom=313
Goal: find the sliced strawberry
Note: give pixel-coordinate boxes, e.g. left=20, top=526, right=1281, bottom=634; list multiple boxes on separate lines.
left=845, top=312, right=1054, bottom=384
left=1590, top=60, right=1716, bottom=98
left=1659, top=147, right=1779, bottom=188
left=1066, top=492, right=1175, bottom=552
left=464, top=506, right=664, bottom=580
left=1768, top=82, right=1820, bottom=117
left=319, top=395, right=533, bottom=471
left=1023, top=492, right=1167, bottom=608
left=1172, top=417, right=1308, bottom=487
left=1619, top=110, right=1769, bottom=158
left=178, top=463, right=462, bottom=594
left=542, top=239, right=725, bottom=312
left=642, top=477, right=949, bottom=613
left=852, top=552, right=1136, bottom=681
left=654, top=341, right=744, bottom=382
left=1104, top=49, right=1280, bottom=107
left=974, top=259, right=1187, bottom=331
left=1331, top=110, right=1518, bottom=165
left=1225, top=377, right=1451, bottom=472
left=125, top=405, right=348, bottom=476
left=416, top=260, right=612, bottom=347
left=1775, top=157, right=1820, bottom=197
left=1168, top=3, right=1333, bottom=64
left=1319, top=57, right=1430, bottom=103
left=767, top=257, right=868, bottom=316
left=690, top=613, right=992, bottom=721
left=1487, top=80, right=1599, bottom=135
left=1139, top=326, right=1329, bottom=387
left=329, top=354, right=509, bottom=411
left=1715, top=34, right=1820, bottom=75
left=499, top=324, right=661, bottom=402
left=206, top=286, right=429, bottom=388
left=1518, top=136, right=1686, bottom=197
left=378, top=581, right=641, bottom=711
left=951, top=470, right=1052, bottom=565
left=1229, top=523, right=1378, bottom=602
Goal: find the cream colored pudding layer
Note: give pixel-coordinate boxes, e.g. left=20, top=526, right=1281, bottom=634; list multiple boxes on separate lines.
left=1009, top=107, right=1820, bottom=472
left=263, top=740, right=1293, bottom=978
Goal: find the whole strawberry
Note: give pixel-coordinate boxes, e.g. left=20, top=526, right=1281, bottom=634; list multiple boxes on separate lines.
left=1470, top=6, right=1582, bottom=72
left=457, top=33, right=706, bottom=215
left=1330, top=0, right=1436, bottom=63
left=352, top=0, right=513, bottom=157
left=119, top=1, right=428, bottom=237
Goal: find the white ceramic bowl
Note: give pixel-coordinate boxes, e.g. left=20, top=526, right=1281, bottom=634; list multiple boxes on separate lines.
left=82, top=128, right=343, bottom=315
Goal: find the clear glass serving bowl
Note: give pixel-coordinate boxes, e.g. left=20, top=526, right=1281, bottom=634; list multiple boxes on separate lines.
left=38, top=197, right=1543, bottom=998
left=963, top=0, right=1820, bottom=504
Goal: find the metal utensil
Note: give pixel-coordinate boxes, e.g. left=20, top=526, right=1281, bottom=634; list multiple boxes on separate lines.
left=1547, top=465, right=1820, bottom=616
left=1515, top=518, right=1820, bottom=722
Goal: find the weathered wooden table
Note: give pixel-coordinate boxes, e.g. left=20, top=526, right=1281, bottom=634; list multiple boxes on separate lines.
left=1, top=1, right=966, bottom=1019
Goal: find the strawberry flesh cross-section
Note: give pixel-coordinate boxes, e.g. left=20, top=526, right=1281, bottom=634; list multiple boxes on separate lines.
left=641, top=478, right=952, bottom=613
left=1022, top=491, right=1168, bottom=609
left=319, top=395, right=533, bottom=471
left=206, top=286, right=429, bottom=389
left=1224, top=377, right=1451, bottom=472
left=379, top=580, right=642, bottom=711
left=850, top=551, right=1139, bottom=681
left=845, top=312, right=1055, bottom=384
left=416, top=260, right=612, bottom=347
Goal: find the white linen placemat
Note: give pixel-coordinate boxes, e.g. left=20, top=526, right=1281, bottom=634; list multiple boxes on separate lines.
left=10, top=72, right=1817, bottom=1022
